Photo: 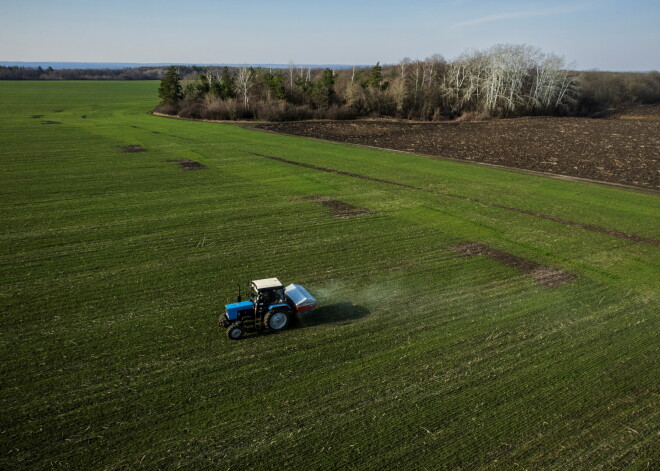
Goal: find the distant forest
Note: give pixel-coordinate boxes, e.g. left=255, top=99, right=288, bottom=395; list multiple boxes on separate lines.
left=0, top=65, right=167, bottom=81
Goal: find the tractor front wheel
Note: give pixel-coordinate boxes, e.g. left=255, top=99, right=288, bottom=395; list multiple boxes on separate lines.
left=264, top=310, right=290, bottom=332
left=226, top=322, right=245, bottom=340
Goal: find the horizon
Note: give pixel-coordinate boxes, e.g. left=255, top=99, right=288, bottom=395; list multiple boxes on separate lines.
left=0, top=61, right=368, bottom=70
left=1, top=61, right=657, bottom=74
left=1, top=1, right=659, bottom=72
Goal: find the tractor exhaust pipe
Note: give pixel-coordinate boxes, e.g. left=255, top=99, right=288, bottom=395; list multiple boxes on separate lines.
left=236, top=283, right=242, bottom=302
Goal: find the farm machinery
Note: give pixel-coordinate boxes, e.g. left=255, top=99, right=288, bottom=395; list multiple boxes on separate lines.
left=219, top=278, right=317, bottom=340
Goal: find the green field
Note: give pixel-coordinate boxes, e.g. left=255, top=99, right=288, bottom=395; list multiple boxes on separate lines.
left=1, top=81, right=658, bottom=470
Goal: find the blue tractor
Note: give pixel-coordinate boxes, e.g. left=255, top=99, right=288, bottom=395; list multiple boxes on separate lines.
left=220, top=278, right=317, bottom=340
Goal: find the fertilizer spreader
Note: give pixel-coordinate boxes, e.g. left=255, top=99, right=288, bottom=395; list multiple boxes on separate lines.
left=220, top=278, right=317, bottom=340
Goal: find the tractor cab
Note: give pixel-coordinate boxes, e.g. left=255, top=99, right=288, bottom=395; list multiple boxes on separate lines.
left=220, top=277, right=317, bottom=340
left=250, top=278, right=286, bottom=308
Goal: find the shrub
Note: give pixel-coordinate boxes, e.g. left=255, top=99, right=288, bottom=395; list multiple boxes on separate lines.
left=318, top=105, right=358, bottom=120
left=178, top=102, right=204, bottom=119
left=153, top=102, right=179, bottom=116
left=202, top=97, right=233, bottom=120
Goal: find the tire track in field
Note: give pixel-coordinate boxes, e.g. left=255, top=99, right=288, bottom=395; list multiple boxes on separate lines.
left=248, top=152, right=660, bottom=247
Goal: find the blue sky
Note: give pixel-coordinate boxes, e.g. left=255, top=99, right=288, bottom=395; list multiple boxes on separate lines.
left=1, top=0, right=659, bottom=70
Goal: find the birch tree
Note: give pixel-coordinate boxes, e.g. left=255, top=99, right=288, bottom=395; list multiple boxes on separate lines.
left=235, top=67, right=254, bottom=108
left=288, top=61, right=295, bottom=90
left=394, top=57, right=412, bottom=113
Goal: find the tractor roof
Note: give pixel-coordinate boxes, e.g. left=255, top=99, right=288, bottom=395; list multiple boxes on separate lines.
left=252, top=278, right=283, bottom=290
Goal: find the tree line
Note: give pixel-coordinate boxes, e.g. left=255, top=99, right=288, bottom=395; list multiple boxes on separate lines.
left=156, top=45, right=660, bottom=121
left=3, top=44, right=658, bottom=120
left=0, top=65, right=170, bottom=80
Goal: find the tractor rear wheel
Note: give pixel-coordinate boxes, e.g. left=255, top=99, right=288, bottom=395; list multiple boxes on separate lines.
left=226, top=322, right=244, bottom=340
left=264, top=309, right=290, bottom=332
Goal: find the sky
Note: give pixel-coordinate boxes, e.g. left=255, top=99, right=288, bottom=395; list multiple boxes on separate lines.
left=1, top=0, right=659, bottom=71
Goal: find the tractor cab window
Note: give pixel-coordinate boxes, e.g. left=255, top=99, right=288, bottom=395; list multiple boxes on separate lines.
left=257, top=288, right=285, bottom=305
left=272, top=288, right=285, bottom=304
left=250, top=286, right=260, bottom=303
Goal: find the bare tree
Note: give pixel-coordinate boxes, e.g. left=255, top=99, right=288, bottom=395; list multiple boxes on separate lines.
left=394, top=57, right=412, bottom=113
left=235, top=67, right=254, bottom=108
left=411, top=60, right=423, bottom=106
left=435, top=45, right=580, bottom=117
left=288, top=61, right=295, bottom=90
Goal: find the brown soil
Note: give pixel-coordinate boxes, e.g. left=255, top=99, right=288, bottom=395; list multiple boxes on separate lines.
left=255, top=106, right=660, bottom=189
left=41, top=121, right=61, bottom=125
left=166, top=159, right=208, bottom=170
left=30, top=115, right=44, bottom=118
left=120, top=145, right=147, bottom=153
left=452, top=242, right=578, bottom=288
left=52, top=109, right=64, bottom=112
left=248, top=151, right=660, bottom=247
left=302, top=195, right=374, bottom=218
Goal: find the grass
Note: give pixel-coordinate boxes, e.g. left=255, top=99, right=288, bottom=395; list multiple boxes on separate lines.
left=0, top=81, right=658, bottom=470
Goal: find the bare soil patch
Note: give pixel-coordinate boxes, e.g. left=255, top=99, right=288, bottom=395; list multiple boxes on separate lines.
left=30, top=115, right=44, bottom=119
left=41, top=121, right=61, bottom=125
left=452, top=242, right=578, bottom=288
left=119, top=145, right=147, bottom=153
left=256, top=107, right=660, bottom=189
left=249, top=151, right=659, bottom=247
left=303, top=195, right=374, bottom=218
left=52, top=109, right=64, bottom=113
left=166, top=159, right=208, bottom=170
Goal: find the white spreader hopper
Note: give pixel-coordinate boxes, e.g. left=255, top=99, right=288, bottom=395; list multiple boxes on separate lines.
left=285, top=284, right=317, bottom=312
